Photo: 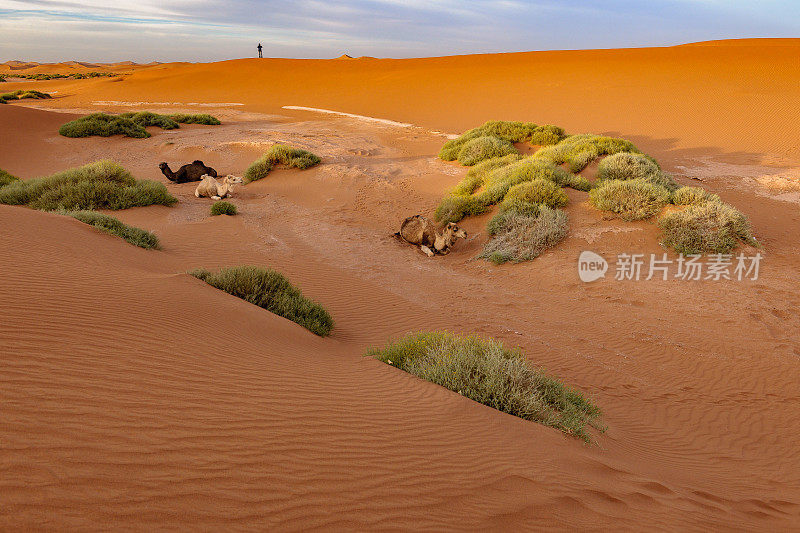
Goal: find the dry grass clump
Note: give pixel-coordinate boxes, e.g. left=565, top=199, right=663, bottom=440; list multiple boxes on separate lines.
left=167, top=113, right=221, bottom=125
left=658, top=202, right=757, bottom=254
left=533, top=134, right=648, bottom=173
left=481, top=205, right=568, bottom=264
left=59, top=112, right=221, bottom=138
left=367, top=331, right=602, bottom=441
left=450, top=154, right=525, bottom=196
left=671, top=186, right=722, bottom=206
left=244, top=144, right=321, bottom=182
left=0, top=168, right=19, bottom=187
left=189, top=266, right=333, bottom=336
left=434, top=195, right=487, bottom=224
left=456, top=135, right=518, bottom=166
left=503, top=179, right=568, bottom=209
left=210, top=201, right=237, bottom=216
left=63, top=210, right=160, bottom=249
left=589, top=179, right=671, bottom=221
left=0, top=160, right=176, bottom=211
left=439, top=121, right=567, bottom=162
left=597, top=152, right=678, bottom=191
left=478, top=158, right=582, bottom=205
left=0, top=89, right=52, bottom=103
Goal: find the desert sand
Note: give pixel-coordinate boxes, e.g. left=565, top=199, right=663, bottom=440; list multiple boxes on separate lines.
left=1, top=39, right=799, bottom=530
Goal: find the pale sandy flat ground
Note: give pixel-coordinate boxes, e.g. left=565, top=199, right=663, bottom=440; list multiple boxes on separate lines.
left=1, top=39, right=799, bottom=531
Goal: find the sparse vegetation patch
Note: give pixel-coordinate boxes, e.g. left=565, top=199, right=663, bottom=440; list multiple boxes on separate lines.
left=481, top=205, right=568, bottom=264
left=190, top=266, right=333, bottom=336
left=0, top=160, right=176, bottom=211
left=658, top=202, right=757, bottom=254
left=63, top=210, right=160, bottom=249
left=589, top=179, right=671, bottom=221
left=367, top=331, right=603, bottom=441
left=58, top=112, right=221, bottom=138
left=210, top=201, right=237, bottom=216
left=243, top=144, right=321, bottom=182
left=0, top=168, right=20, bottom=187
left=0, top=89, right=52, bottom=103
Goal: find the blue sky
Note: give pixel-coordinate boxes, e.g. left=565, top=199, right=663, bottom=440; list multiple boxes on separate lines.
left=1, top=0, right=798, bottom=62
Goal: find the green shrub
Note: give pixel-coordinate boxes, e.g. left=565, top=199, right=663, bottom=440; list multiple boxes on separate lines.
left=63, top=210, right=159, bottom=249
left=0, top=160, right=177, bottom=210
left=190, top=266, right=333, bottom=336
left=487, top=200, right=541, bottom=235
left=503, top=179, right=568, bottom=209
left=59, top=113, right=150, bottom=138
left=480, top=205, right=568, bottom=263
left=0, top=89, right=52, bottom=103
left=244, top=144, right=321, bottom=182
left=167, top=113, right=222, bottom=125
left=434, top=194, right=487, bottom=223
left=533, top=134, right=647, bottom=173
left=450, top=154, right=525, bottom=196
left=457, top=135, right=518, bottom=166
left=0, top=168, right=19, bottom=187
left=478, top=159, right=577, bottom=204
left=589, top=179, right=671, bottom=221
left=671, top=186, right=722, bottom=206
left=59, top=112, right=220, bottom=138
left=119, top=111, right=179, bottom=130
left=597, top=152, right=659, bottom=181
left=210, top=201, right=237, bottom=216
left=597, top=152, right=677, bottom=191
left=367, top=331, right=602, bottom=441
left=438, top=121, right=567, bottom=162
left=658, top=202, right=757, bottom=254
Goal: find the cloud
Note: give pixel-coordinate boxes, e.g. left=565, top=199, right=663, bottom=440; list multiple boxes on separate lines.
left=0, top=0, right=798, bottom=62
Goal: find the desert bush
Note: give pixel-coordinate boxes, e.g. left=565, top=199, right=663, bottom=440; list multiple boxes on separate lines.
left=589, top=179, right=671, bottom=221
left=64, top=210, right=160, bottom=249
left=439, top=121, right=567, bottom=162
left=487, top=200, right=541, bottom=235
left=119, top=111, right=179, bottom=129
left=0, top=168, right=19, bottom=187
left=658, top=202, right=756, bottom=254
left=59, top=112, right=220, bottom=138
left=503, top=179, right=569, bottom=209
left=210, top=201, right=237, bottom=216
left=0, top=160, right=176, bottom=210
left=367, top=331, right=602, bottom=441
left=59, top=113, right=150, bottom=138
left=478, top=159, right=578, bottom=204
left=534, top=134, right=648, bottom=173
left=0, top=89, right=52, bottom=103
left=434, top=194, right=487, bottom=223
left=190, top=265, right=333, bottom=336
left=597, top=152, right=677, bottom=190
left=671, top=186, right=722, bottom=206
left=456, top=135, right=518, bottom=166
left=244, top=144, right=321, bottom=182
left=450, top=154, right=525, bottom=196
left=167, top=113, right=222, bottom=125
left=481, top=205, right=568, bottom=263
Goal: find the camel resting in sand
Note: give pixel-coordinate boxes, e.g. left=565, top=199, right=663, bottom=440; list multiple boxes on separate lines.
left=195, top=175, right=243, bottom=200
left=159, top=160, right=217, bottom=183
left=396, top=215, right=467, bottom=257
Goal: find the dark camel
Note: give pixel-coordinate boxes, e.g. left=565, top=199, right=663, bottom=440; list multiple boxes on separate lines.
left=158, top=160, right=217, bottom=183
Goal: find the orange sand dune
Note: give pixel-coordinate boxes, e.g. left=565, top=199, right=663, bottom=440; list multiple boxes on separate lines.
left=11, top=38, right=799, bottom=163
left=2, top=40, right=800, bottom=530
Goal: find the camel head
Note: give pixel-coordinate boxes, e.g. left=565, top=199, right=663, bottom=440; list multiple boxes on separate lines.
left=224, top=175, right=243, bottom=185
left=443, top=222, right=467, bottom=241
left=158, top=162, right=169, bottom=171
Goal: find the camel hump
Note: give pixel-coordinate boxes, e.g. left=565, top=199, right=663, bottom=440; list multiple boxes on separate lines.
left=192, top=160, right=205, bottom=166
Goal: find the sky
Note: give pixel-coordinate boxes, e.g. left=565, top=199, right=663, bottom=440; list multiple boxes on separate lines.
left=1, top=0, right=799, bottom=63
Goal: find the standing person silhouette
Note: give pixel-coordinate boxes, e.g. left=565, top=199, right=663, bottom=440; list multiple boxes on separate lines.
left=257, top=43, right=263, bottom=58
